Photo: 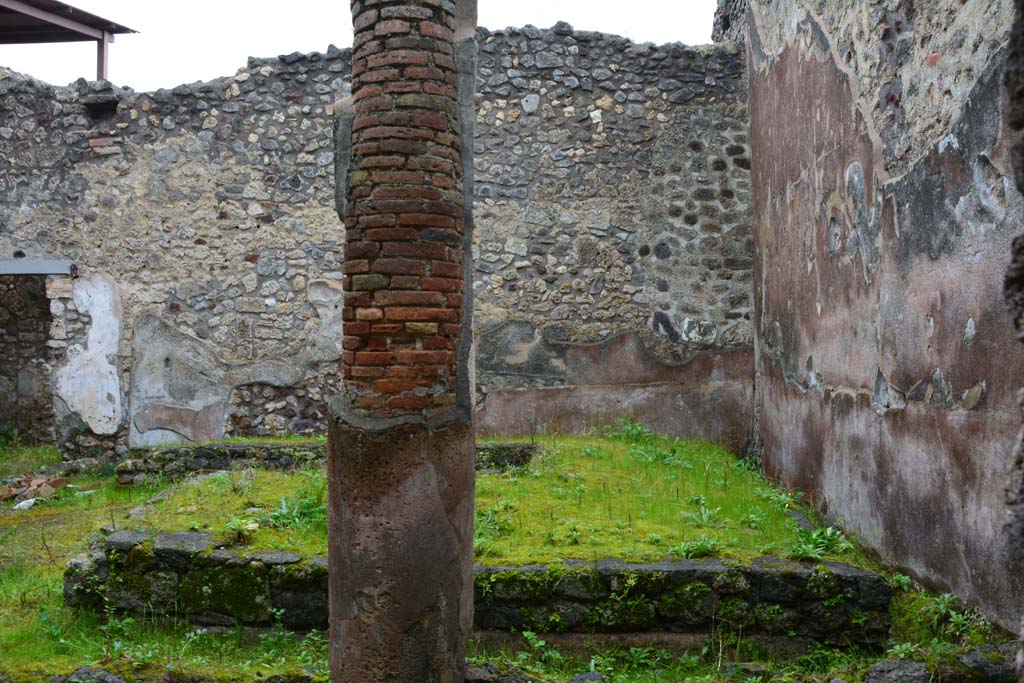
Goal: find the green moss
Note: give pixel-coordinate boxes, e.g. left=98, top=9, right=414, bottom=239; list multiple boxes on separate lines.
left=713, top=569, right=750, bottom=595
left=479, top=567, right=562, bottom=603
left=806, top=564, right=842, bottom=599
left=179, top=564, right=271, bottom=623
left=717, top=596, right=755, bottom=629
left=553, top=565, right=603, bottom=599
left=585, top=595, right=656, bottom=631
left=656, top=581, right=715, bottom=625
left=474, top=433, right=870, bottom=567
left=0, top=442, right=60, bottom=477
left=754, top=603, right=799, bottom=634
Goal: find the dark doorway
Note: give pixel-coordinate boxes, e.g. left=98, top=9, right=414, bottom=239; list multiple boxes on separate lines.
left=0, top=275, right=55, bottom=444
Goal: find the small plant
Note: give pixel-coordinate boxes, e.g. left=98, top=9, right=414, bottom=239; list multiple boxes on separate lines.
left=741, top=511, right=767, bottom=531
left=224, top=517, right=259, bottom=544
left=890, top=572, right=912, bottom=591
left=474, top=502, right=515, bottom=557
left=260, top=470, right=327, bottom=530
left=887, top=642, right=917, bottom=659
left=210, top=468, right=255, bottom=496
left=788, top=542, right=824, bottom=561
left=670, top=535, right=722, bottom=559
left=517, top=630, right=564, bottom=668
left=683, top=504, right=728, bottom=528
left=602, top=417, right=656, bottom=445
left=757, top=486, right=804, bottom=508
left=38, top=606, right=67, bottom=652
left=788, top=527, right=852, bottom=560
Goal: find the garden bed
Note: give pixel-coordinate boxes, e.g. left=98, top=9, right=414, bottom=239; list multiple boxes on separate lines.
left=1, top=426, right=1012, bottom=682
left=62, top=425, right=891, bottom=651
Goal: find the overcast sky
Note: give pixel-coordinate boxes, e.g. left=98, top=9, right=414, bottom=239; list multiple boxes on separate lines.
left=0, top=0, right=717, bottom=91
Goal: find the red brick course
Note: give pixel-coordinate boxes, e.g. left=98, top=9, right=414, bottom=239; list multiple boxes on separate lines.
left=342, top=0, right=464, bottom=417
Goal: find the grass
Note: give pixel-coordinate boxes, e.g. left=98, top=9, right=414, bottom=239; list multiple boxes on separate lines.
left=466, top=581, right=1008, bottom=683
left=467, top=635, right=879, bottom=683
left=122, top=468, right=329, bottom=556
left=114, top=420, right=864, bottom=567
left=0, top=422, right=1011, bottom=681
left=0, top=440, right=61, bottom=478
left=475, top=420, right=867, bottom=566
left=0, top=472, right=331, bottom=679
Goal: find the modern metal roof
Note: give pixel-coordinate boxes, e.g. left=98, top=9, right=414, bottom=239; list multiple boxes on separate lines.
left=0, top=0, right=135, bottom=44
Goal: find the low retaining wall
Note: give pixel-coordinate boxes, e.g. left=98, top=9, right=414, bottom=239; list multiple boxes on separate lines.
left=113, top=441, right=537, bottom=483
left=114, top=442, right=327, bottom=484
left=475, top=559, right=890, bottom=647
left=65, top=531, right=891, bottom=648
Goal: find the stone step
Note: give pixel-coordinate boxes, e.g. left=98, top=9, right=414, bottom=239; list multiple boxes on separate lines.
left=64, top=530, right=892, bottom=652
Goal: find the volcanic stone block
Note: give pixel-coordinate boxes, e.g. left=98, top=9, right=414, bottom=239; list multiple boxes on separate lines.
left=327, top=414, right=475, bottom=682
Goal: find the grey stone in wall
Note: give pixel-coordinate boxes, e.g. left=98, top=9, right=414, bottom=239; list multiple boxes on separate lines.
left=713, top=0, right=750, bottom=44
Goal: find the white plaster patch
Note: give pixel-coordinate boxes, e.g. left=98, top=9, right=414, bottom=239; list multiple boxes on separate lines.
left=55, top=272, right=124, bottom=435
left=963, top=317, right=976, bottom=344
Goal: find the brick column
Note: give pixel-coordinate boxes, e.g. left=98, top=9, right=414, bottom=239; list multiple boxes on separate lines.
left=328, top=1, right=477, bottom=681
left=341, top=0, right=466, bottom=416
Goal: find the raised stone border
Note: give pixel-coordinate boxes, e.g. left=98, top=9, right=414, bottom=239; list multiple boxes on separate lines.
left=114, top=442, right=326, bottom=484
left=111, top=441, right=538, bottom=484
left=475, top=559, right=891, bottom=647
left=65, top=531, right=891, bottom=649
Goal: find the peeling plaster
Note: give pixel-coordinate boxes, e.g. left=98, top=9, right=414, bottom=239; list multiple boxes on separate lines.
left=751, top=3, right=1024, bottom=628
left=128, top=279, right=343, bottom=447
left=54, top=272, right=123, bottom=435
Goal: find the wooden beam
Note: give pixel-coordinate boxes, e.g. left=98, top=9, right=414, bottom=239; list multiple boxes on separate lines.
left=0, top=0, right=103, bottom=39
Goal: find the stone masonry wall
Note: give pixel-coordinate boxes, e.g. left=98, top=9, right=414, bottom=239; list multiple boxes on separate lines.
left=713, top=0, right=750, bottom=45
left=470, top=26, right=754, bottom=446
left=472, top=25, right=751, bottom=370
left=748, top=0, right=1024, bottom=629
left=0, top=54, right=350, bottom=454
left=0, top=23, right=752, bottom=453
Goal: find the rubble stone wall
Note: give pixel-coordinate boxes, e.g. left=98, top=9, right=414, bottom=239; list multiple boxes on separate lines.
left=0, top=24, right=753, bottom=453
left=748, top=0, right=1024, bottom=628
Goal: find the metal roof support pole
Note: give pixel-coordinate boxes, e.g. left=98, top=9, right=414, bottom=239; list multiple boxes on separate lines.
left=96, top=31, right=109, bottom=80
